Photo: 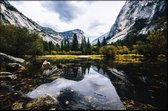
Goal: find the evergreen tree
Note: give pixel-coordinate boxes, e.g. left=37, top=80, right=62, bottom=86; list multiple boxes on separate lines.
left=96, top=38, right=101, bottom=54
left=56, top=44, right=60, bottom=51
left=64, top=40, right=67, bottom=51
left=71, top=34, right=79, bottom=51
left=80, top=38, right=84, bottom=53
left=102, top=37, right=107, bottom=46
left=67, top=40, right=70, bottom=51
left=61, top=40, right=64, bottom=51
left=80, top=37, right=87, bottom=54
left=86, top=38, right=91, bottom=54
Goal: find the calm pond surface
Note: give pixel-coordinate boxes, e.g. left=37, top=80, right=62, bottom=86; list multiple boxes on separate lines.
left=0, top=58, right=167, bottom=110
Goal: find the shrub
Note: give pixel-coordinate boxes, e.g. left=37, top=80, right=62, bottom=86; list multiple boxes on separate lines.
left=99, top=45, right=117, bottom=58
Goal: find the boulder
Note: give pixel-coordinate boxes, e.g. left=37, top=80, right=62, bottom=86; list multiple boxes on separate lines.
left=0, top=72, right=13, bottom=75
left=12, top=102, right=24, bottom=110
left=0, top=72, right=17, bottom=79
left=8, top=63, right=26, bottom=72
left=0, top=52, right=25, bottom=64
left=41, top=60, right=51, bottom=70
left=25, top=94, right=58, bottom=110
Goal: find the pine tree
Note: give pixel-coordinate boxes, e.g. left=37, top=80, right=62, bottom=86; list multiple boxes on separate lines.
left=67, top=40, right=70, bottom=51
left=80, top=37, right=87, bottom=54
left=71, top=34, right=79, bottom=51
left=86, top=38, right=91, bottom=54
left=97, top=38, right=101, bottom=54
left=64, top=40, right=67, bottom=51
left=61, top=40, right=64, bottom=51
left=102, top=37, right=107, bottom=46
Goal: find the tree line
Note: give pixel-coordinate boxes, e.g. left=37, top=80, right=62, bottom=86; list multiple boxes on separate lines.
left=0, top=23, right=166, bottom=60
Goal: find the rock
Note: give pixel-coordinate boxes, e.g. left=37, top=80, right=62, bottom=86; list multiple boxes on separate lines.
left=57, top=64, right=67, bottom=69
left=12, top=102, right=24, bottom=110
left=0, top=72, right=16, bottom=79
left=41, top=60, right=51, bottom=70
left=42, top=66, right=63, bottom=77
left=0, top=72, right=13, bottom=75
left=25, top=94, right=58, bottom=110
left=0, top=52, right=25, bottom=64
left=8, top=63, right=26, bottom=72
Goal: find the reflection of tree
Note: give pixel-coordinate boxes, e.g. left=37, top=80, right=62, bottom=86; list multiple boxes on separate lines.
left=103, top=69, right=106, bottom=75
left=97, top=65, right=100, bottom=72
left=87, top=67, right=90, bottom=74
left=72, top=67, right=78, bottom=77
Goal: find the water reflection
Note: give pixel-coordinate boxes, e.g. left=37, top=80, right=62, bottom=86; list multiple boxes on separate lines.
left=92, top=62, right=167, bottom=109
left=27, top=66, right=125, bottom=110
left=1, top=58, right=167, bottom=110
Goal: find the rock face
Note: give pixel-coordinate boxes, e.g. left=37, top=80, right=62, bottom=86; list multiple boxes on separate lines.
left=91, top=32, right=109, bottom=45
left=0, top=1, right=86, bottom=45
left=0, top=0, right=63, bottom=45
left=59, top=29, right=86, bottom=44
left=93, top=0, right=167, bottom=44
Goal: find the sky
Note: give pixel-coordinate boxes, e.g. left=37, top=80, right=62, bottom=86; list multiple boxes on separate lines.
left=9, top=1, right=126, bottom=42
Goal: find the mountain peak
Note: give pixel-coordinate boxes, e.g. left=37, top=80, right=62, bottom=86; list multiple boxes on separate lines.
left=0, top=1, right=64, bottom=45
left=93, top=0, right=167, bottom=44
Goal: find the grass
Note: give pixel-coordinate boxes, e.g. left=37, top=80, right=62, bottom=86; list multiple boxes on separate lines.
left=115, top=54, right=144, bottom=63
left=37, top=54, right=145, bottom=63
left=37, top=55, right=104, bottom=60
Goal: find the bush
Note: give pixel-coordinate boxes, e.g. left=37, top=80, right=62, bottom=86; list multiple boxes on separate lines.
left=99, top=45, right=117, bottom=58
left=51, top=51, right=58, bottom=55
left=132, top=29, right=167, bottom=59
left=116, top=46, right=129, bottom=54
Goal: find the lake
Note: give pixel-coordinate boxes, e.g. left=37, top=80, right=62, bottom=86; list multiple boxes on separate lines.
left=0, top=58, right=167, bottom=110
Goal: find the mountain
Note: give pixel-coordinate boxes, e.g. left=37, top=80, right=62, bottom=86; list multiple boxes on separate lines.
left=0, top=0, right=64, bottom=45
left=59, top=29, right=85, bottom=44
left=93, top=0, right=167, bottom=44
left=91, top=32, right=109, bottom=45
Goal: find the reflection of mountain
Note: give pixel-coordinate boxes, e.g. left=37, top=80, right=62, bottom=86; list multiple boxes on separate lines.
left=92, top=66, right=129, bottom=84
left=27, top=68, right=125, bottom=110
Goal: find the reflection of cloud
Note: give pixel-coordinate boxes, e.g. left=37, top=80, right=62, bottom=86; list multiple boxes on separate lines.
left=42, top=1, right=82, bottom=22
left=27, top=68, right=125, bottom=110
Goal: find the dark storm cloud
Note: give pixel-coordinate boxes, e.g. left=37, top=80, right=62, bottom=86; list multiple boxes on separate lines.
left=42, top=1, right=82, bottom=22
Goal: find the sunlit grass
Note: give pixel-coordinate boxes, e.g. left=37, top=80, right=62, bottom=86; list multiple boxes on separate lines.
left=37, top=54, right=144, bottom=63
left=115, top=54, right=144, bottom=63
left=37, top=55, right=104, bottom=60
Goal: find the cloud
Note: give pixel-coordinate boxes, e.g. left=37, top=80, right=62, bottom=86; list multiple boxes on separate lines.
left=9, top=1, right=126, bottom=42
left=88, top=21, right=105, bottom=30
left=42, top=1, right=82, bottom=22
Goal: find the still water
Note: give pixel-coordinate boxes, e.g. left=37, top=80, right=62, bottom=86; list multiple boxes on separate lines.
left=0, top=58, right=167, bottom=109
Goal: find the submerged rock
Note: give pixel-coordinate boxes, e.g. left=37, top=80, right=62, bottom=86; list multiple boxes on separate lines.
left=25, top=94, right=58, bottom=110
left=12, top=102, right=24, bottom=110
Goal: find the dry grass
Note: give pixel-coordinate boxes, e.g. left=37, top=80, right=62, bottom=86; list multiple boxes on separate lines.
left=37, top=55, right=104, bottom=60
left=37, top=54, right=144, bottom=63
left=115, top=54, right=144, bottom=63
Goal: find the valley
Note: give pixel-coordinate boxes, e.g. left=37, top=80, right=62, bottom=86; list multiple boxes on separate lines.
left=0, top=0, right=167, bottom=110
